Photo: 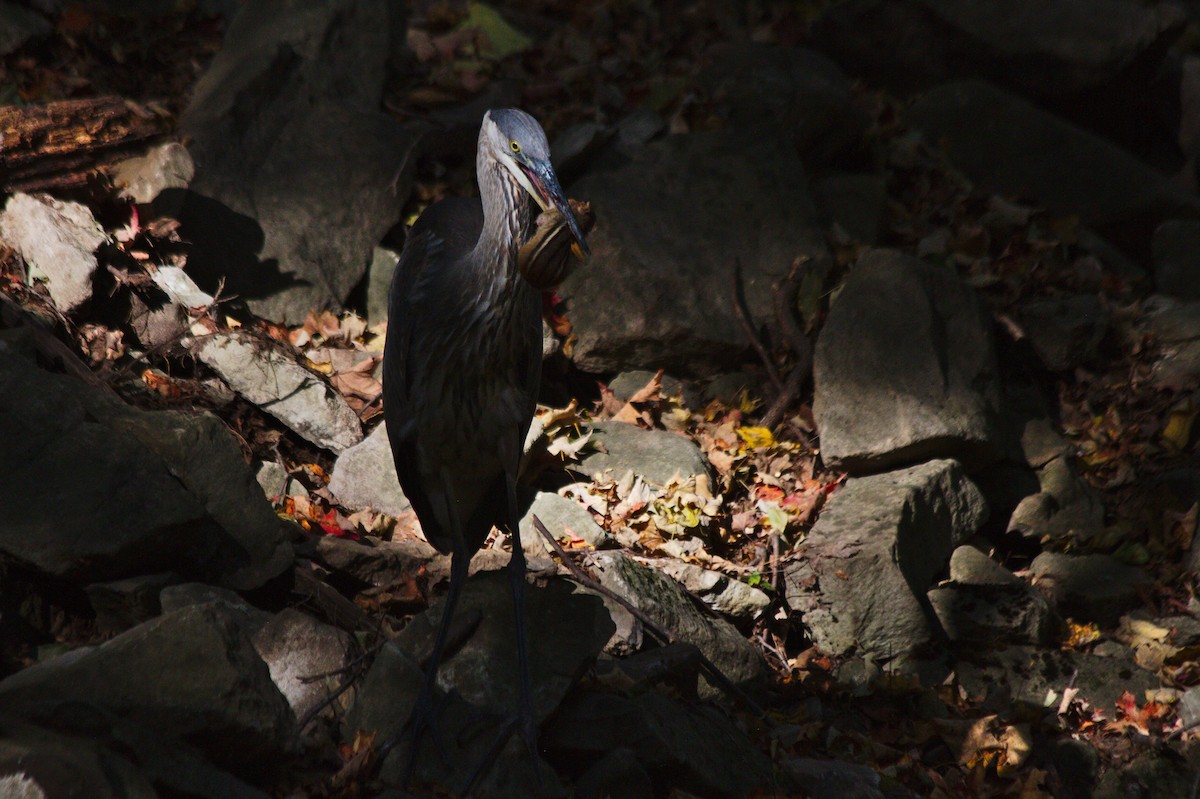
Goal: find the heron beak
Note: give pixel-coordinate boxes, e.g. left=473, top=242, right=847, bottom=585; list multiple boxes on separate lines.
left=517, top=159, right=591, bottom=257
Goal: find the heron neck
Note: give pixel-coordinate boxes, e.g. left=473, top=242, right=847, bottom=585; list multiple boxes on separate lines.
left=474, top=160, right=533, bottom=283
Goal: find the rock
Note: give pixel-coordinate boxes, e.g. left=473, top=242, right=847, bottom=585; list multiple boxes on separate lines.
left=0, top=717, right=157, bottom=799
left=518, top=491, right=612, bottom=556
left=365, top=245, right=399, bottom=324
left=112, top=142, right=195, bottom=204
left=646, top=559, right=770, bottom=619
left=0, top=603, right=298, bottom=776
left=253, top=608, right=353, bottom=722
left=550, top=121, right=613, bottom=183
left=785, top=758, right=886, bottom=799
left=0, top=3, right=50, bottom=57
left=784, top=460, right=988, bottom=661
left=544, top=690, right=773, bottom=797
left=194, top=331, right=362, bottom=453
left=562, top=129, right=829, bottom=375
left=575, top=421, right=710, bottom=486
left=179, top=0, right=413, bottom=323
left=813, top=0, right=1186, bottom=97
left=1094, top=747, right=1200, bottom=799
left=1139, top=295, right=1200, bottom=390
left=586, top=552, right=764, bottom=691
left=151, top=264, right=215, bottom=308
left=0, top=193, right=106, bottom=313
left=127, top=293, right=188, bottom=351
left=696, top=44, right=872, bottom=170
left=813, top=249, right=1002, bottom=474
left=1007, top=455, right=1105, bottom=544
left=608, top=369, right=698, bottom=407
left=1017, top=294, right=1109, bottom=371
left=812, top=172, right=889, bottom=244
left=255, top=460, right=289, bottom=500
left=928, top=579, right=1059, bottom=647
left=84, top=572, right=180, bottom=635
left=159, top=582, right=274, bottom=633
left=1041, top=738, right=1100, bottom=799
left=0, top=328, right=293, bottom=590
left=573, top=747, right=653, bottom=799
left=948, top=544, right=1020, bottom=586
left=327, top=424, right=409, bottom=515
left=907, top=81, right=1200, bottom=237
left=349, top=574, right=612, bottom=794
left=1151, top=220, right=1200, bottom=301
left=312, top=535, right=439, bottom=587
left=1030, top=552, right=1148, bottom=625
left=956, top=644, right=1157, bottom=712
left=1179, top=685, right=1200, bottom=728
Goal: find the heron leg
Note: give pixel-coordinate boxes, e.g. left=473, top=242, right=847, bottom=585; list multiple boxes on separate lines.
left=506, top=474, right=540, bottom=773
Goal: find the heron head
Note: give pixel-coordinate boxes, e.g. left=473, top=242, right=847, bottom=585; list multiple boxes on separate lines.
left=482, top=108, right=590, bottom=256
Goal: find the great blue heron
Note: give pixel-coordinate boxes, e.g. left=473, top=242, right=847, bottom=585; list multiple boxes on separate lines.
left=382, top=108, right=589, bottom=779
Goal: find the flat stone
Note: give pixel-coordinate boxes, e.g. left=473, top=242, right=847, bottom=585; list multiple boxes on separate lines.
left=1151, top=220, right=1200, bottom=301
left=1017, top=294, right=1109, bottom=371
left=813, top=249, right=1002, bottom=474
left=1007, top=456, right=1105, bottom=544
left=194, top=331, right=362, bottom=453
left=574, top=421, right=710, bottom=487
left=586, top=551, right=765, bottom=692
left=112, top=142, right=195, bottom=204
left=646, top=558, right=770, bottom=619
left=562, top=129, right=829, bottom=375
left=519, top=491, right=612, bottom=556
left=785, top=459, right=988, bottom=660
left=0, top=603, right=298, bottom=777
left=0, top=193, right=105, bottom=312
left=1030, top=552, right=1149, bottom=625
left=327, top=423, right=409, bottom=516
left=0, top=328, right=293, bottom=590
left=253, top=608, right=353, bottom=722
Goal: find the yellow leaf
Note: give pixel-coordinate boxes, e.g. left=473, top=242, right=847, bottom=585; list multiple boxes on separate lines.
left=737, top=426, right=775, bottom=449
left=307, top=359, right=334, bottom=375
left=1162, top=401, right=1196, bottom=450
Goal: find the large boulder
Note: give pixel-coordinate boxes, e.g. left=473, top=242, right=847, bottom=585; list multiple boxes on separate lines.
left=0, top=328, right=293, bottom=590
left=178, top=0, right=413, bottom=323
left=562, top=129, right=830, bottom=375
left=784, top=459, right=988, bottom=662
left=813, top=249, right=1002, bottom=474
left=0, top=603, right=298, bottom=777
left=906, top=81, right=1200, bottom=240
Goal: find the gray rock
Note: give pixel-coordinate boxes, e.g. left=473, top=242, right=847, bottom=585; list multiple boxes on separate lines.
left=608, top=369, right=698, bottom=407
left=573, top=747, right=653, bottom=799
left=0, top=718, right=157, bottom=799
left=550, top=121, right=613, bottom=183
left=255, top=460, right=289, bottom=500
left=1139, top=295, right=1200, bottom=390
left=128, top=293, right=188, bottom=350
left=948, top=545, right=1021, bottom=586
left=0, top=328, right=293, bottom=590
left=327, top=423, right=409, bottom=515
left=0, top=193, right=106, bottom=312
left=562, top=129, right=829, bottom=375
left=1017, top=294, right=1108, bottom=371
left=0, top=2, right=50, bottom=57
left=786, top=758, right=885, bottom=799
left=813, top=249, right=1002, bottom=474
left=519, top=491, right=612, bottom=556
left=253, top=608, right=353, bottom=722
left=0, top=603, right=298, bottom=776
left=1020, top=417, right=1073, bottom=469
left=696, top=44, right=871, bottom=170
left=1042, top=739, right=1100, bottom=799
left=929, top=581, right=1059, bottom=646
left=313, top=535, right=439, bottom=587
left=365, top=245, right=399, bottom=324
left=784, top=459, right=988, bottom=660
left=112, top=142, right=195, bottom=204
left=1030, top=552, right=1148, bottom=625
left=646, top=559, right=770, bottom=619
left=1007, top=456, right=1105, bottom=544
left=813, top=0, right=1186, bottom=97
left=575, top=421, right=710, bottom=486
left=1094, top=749, right=1200, bottom=799
left=84, top=572, right=180, bottom=635
left=1179, top=685, right=1200, bottom=729
left=586, top=551, right=765, bottom=691
left=159, top=582, right=274, bottom=633
left=179, top=0, right=413, bottom=323
left=194, top=331, right=362, bottom=453
left=544, top=690, right=773, bottom=796
left=1151, top=220, right=1200, bottom=301
left=812, top=171, right=889, bottom=244
left=907, top=81, right=1200, bottom=232
left=957, top=644, right=1157, bottom=715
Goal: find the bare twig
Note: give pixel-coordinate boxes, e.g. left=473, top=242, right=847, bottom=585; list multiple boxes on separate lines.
left=731, top=258, right=784, bottom=395
left=760, top=258, right=813, bottom=430
left=531, top=515, right=771, bottom=724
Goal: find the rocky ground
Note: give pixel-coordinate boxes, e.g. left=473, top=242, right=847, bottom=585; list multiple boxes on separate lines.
left=1, top=1, right=1200, bottom=797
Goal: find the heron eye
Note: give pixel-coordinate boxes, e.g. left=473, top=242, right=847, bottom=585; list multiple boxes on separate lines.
left=510, top=141, right=521, bottom=153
